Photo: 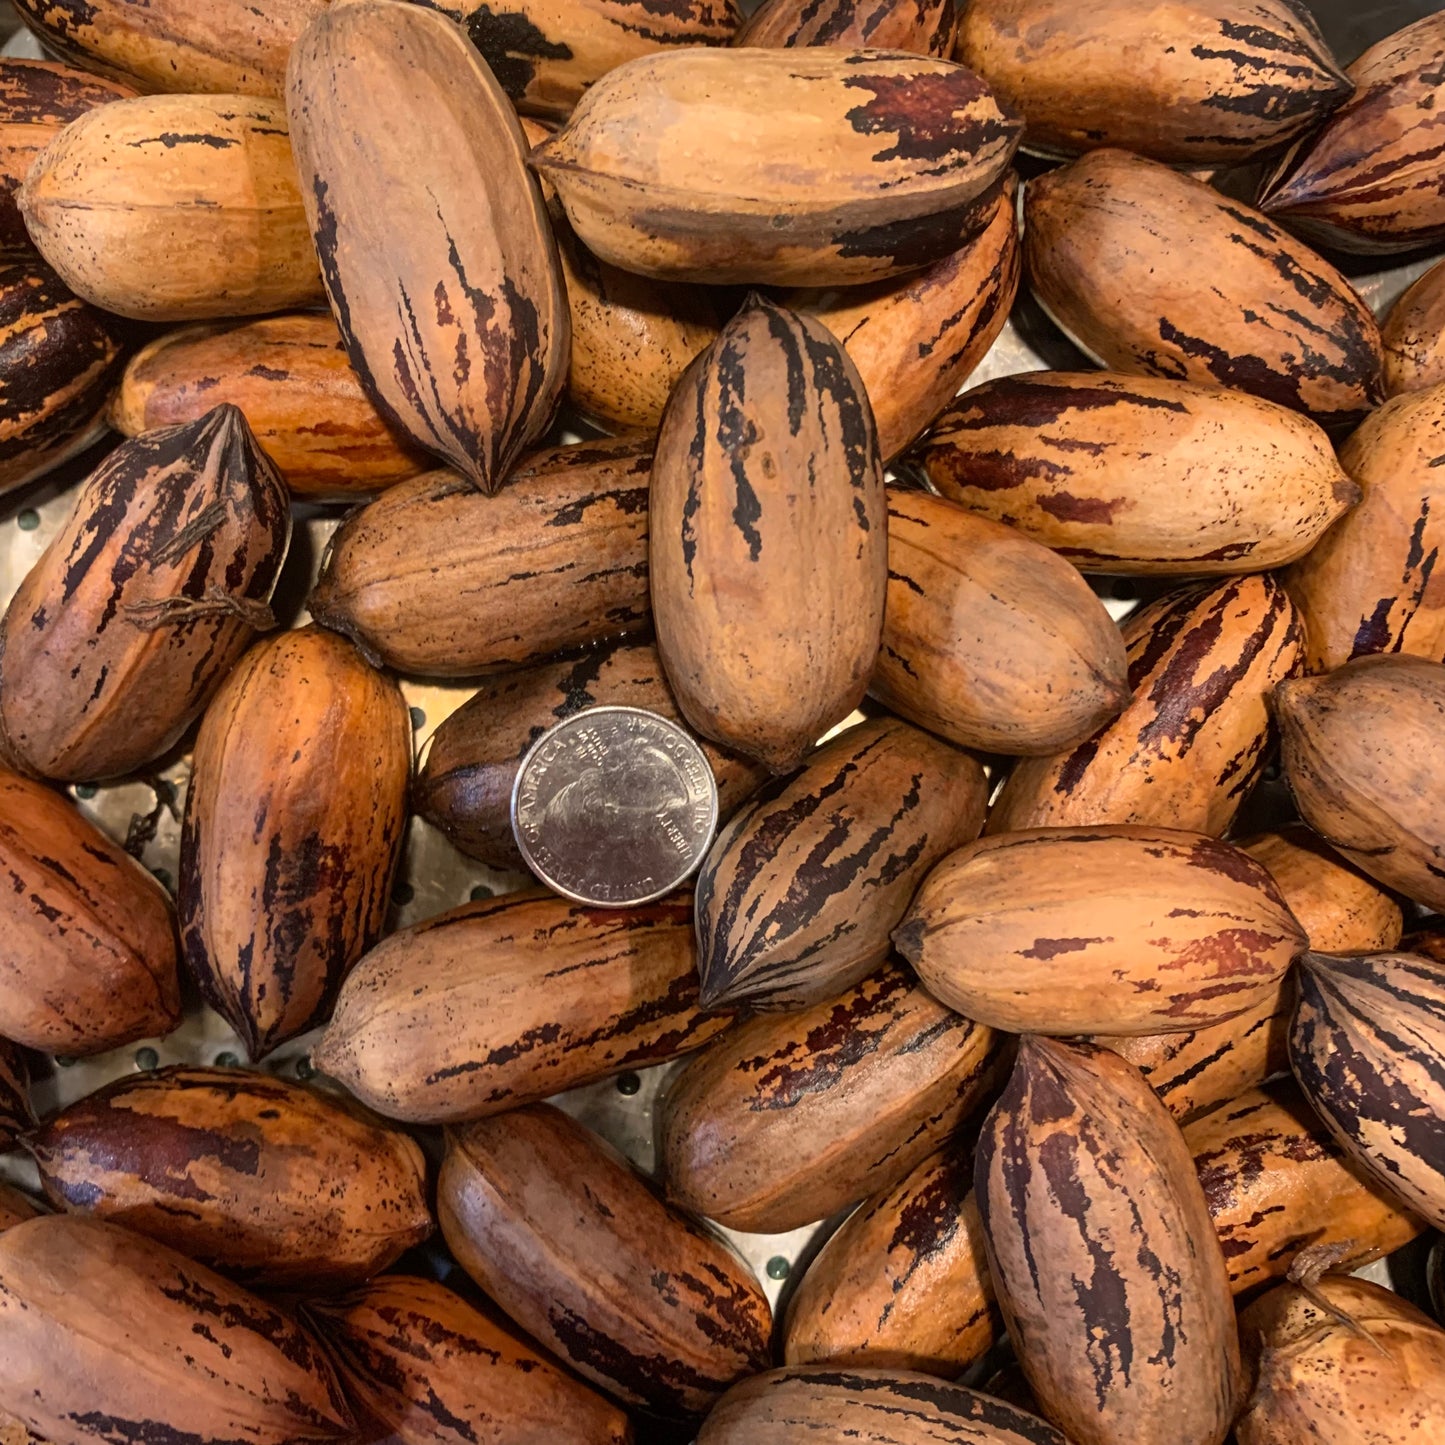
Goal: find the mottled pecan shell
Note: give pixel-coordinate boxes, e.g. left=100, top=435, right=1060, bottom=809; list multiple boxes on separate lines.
left=975, top=1039, right=1240, bottom=1445
left=650, top=293, right=886, bottom=772
left=698, top=1367, right=1070, bottom=1445
left=1236, top=1275, right=1445, bottom=1444
left=0, top=1182, right=41, bottom=1235
left=0, top=59, right=136, bottom=256
left=0, top=1215, right=354, bottom=1444
left=897, top=826, right=1306, bottom=1037
left=533, top=49, right=1020, bottom=285
left=958, top=0, right=1349, bottom=164
left=110, top=314, right=430, bottom=499
left=1382, top=258, right=1445, bottom=394
left=287, top=1, right=568, bottom=492
left=308, top=437, right=650, bottom=677
left=660, top=963, right=1000, bottom=1233
left=1275, top=654, right=1445, bottom=910
left=1187, top=1077, right=1422, bottom=1295
left=20, top=94, right=324, bottom=321
left=439, top=1103, right=772, bottom=1417
left=0, top=768, right=180, bottom=1055
left=1024, top=149, right=1384, bottom=428
left=920, top=370, right=1358, bottom=575
left=1239, top=825, right=1403, bottom=954
left=430, top=0, right=740, bottom=117
left=10, top=0, right=328, bottom=97
left=555, top=212, right=728, bottom=434
left=783, top=1141, right=997, bottom=1377
left=179, top=625, right=411, bottom=1058
left=307, top=1274, right=633, bottom=1445
left=28, top=1065, right=431, bottom=1289
left=415, top=638, right=767, bottom=871
left=873, top=487, right=1129, bottom=756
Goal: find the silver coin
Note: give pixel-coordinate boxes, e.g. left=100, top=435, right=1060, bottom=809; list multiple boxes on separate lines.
left=510, top=705, right=719, bottom=907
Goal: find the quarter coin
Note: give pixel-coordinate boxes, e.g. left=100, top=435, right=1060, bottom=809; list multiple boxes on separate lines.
left=510, top=705, right=719, bottom=906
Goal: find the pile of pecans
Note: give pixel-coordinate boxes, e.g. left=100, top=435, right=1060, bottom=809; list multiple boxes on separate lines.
left=0, top=0, right=1442, bottom=1443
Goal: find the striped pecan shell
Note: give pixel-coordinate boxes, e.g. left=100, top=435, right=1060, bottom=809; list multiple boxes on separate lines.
left=735, top=0, right=955, bottom=55
left=0, top=1041, right=32, bottom=1151
left=1283, top=385, right=1445, bottom=670
left=695, top=716, right=987, bottom=1010
left=1258, top=10, right=1445, bottom=253
left=316, top=890, right=727, bottom=1124
left=1290, top=949, right=1445, bottom=1230
left=1090, top=984, right=1292, bottom=1123
left=0, top=405, right=290, bottom=782
left=0, top=261, right=126, bottom=498
left=990, top=574, right=1304, bottom=836
left=309, top=437, right=650, bottom=677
